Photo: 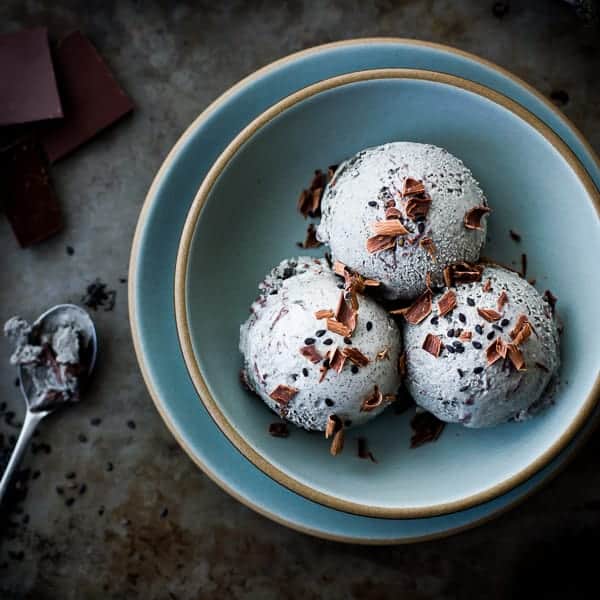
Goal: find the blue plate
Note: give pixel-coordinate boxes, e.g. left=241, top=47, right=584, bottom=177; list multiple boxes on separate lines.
left=130, top=39, right=600, bottom=542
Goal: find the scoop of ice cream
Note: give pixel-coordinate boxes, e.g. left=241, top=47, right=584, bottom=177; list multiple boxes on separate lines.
left=239, top=257, right=403, bottom=431
left=402, top=265, right=560, bottom=428
left=4, top=309, right=87, bottom=412
left=318, top=142, right=489, bottom=300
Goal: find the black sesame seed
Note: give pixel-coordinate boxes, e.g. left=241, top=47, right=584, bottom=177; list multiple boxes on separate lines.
left=475, top=324, right=484, bottom=335
left=78, top=433, right=87, bottom=443
left=126, top=420, right=136, bottom=430
left=343, top=337, right=352, bottom=345
left=474, top=366, right=484, bottom=374
left=459, top=385, right=470, bottom=392
left=430, top=316, right=439, bottom=325
left=90, top=417, right=102, bottom=426
left=467, top=298, right=475, bottom=306
left=66, top=245, right=74, bottom=256
left=344, top=419, right=352, bottom=427
left=492, top=324, right=503, bottom=332
left=56, top=486, right=64, bottom=495
left=351, top=365, right=359, bottom=374
left=65, top=498, right=75, bottom=507
left=79, top=484, right=87, bottom=495
left=417, top=222, right=425, bottom=234
left=325, top=399, right=334, bottom=407
left=501, top=318, right=510, bottom=327
left=323, top=338, right=333, bottom=346
left=368, top=201, right=378, bottom=207
left=304, top=337, right=316, bottom=346
left=160, top=507, right=169, bottom=518
left=315, top=330, right=326, bottom=337
left=366, top=321, right=373, bottom=331
left=65, top=472, right=76, bottom=480
left=302, top=368, right=309, bottom=377
left=106, top=462, right=114, bottom=472
left=14, top=378, right=20, bottom=387
left=446, top=345, right=456, bottom=354
left=447, top=329, right=455, bottom=338
left=98, top=506, right=105, bottom=516
left=337, top=283, right=344, bottom=289
left=457, top=368, right=465, bottom=378
left=472, top=341, right=483, bottom=349
left=487, top=331, right=495, bottom=340
left=455, top=344, right=465, bottom=353
left=32, top=470, right=40, bottom=480
left=458, top=313, right=466, bottom=324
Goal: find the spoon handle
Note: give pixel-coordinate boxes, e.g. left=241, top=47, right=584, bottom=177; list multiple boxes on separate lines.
left=0, top=409, right=45, bottom=505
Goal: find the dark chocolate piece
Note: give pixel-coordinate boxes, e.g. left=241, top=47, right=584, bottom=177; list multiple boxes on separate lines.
left=0, top=28, right=62, bottom=126
left=1, top=137, right=62, bottom=246
left=42, top=31, right=134, bottom=162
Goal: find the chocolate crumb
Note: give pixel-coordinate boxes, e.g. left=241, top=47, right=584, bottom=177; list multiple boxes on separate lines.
left=126, top=420, right=136, bottom=430
left=268, top=422, right=290, bottom=438
left=492, top=1, right=509, bottom=18
left=106, top=462, right=114, bottom=472
left=66, top=245, right=74, bottom=255
left=65, top=497, right=75, bottom=507
left=160, top=507, right=169, bottom=518
left=357, top=437, right=377, bottom=462
left=65, top=471, right=76, bottom=479
left=90, top=417, right=102, bottom=426
left=82, top=279, right=116, bottom=311
left=410, top=412, right=445, bottom=448
left=550, top=90, right=569, bottom=107
left=78, top=433, right=87, bottom=443
left=509, top=229, right=521, bottom=243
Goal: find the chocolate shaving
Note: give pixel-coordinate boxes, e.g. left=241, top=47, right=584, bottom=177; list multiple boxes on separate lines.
left=402, top=177, right=425, bottom=196
left=443, top=262, right=484, bottom=287
left=389, top=289, right=432, bottom=325
left=486, top=338, right=508, bottom=365
left=477, top=307, right=502, bottom=322
left=299, top=345, right=322, bottom=364
left=299, top=223, right=322, bottom=248
left=405, top=195, right=432, bottom=221
left=482, top=278, right=492, bottom=292
left=366, top=234, right=396, bottom=254
left=325, top=414, right=342, bottom=439
left=510, top=314, right=533, bottom=346
left=330, top=429, right=345, bottom=456
left=459, top=330, right=472, bottom=341
left=269, top=384, right=298, bottom=405
left=543, top=289, right=557, bottom=315
left=297, top=169, right=326, bottom=217
left=425, top=272, right=432, bottom=290
left=385, top=206, right=403, bottom=219
left=357, top=438, right=377, bottom=462
left=419, top=237, right=437, bottom=259
left=333, top=260, right=347, bottom=277
left=341, top=347, right=370, bottom=367
left=422, top=333, right=442, bottom=357
left=326, top=318, right=352, bottom=338
left=327, top=164, right=338, bottom=181
left=360, top=386, right=383, bottom=412
left=370, top=220, right=409, bottom=236
left=239, top=369, right=253, bottom=392
left=410, top=412, right=445, bottom=448
left=328, top=346, right=347, bottom=373
left=314, top=309, right=334, bottom=320
left=463, top=205, right=491, bottom=230
left=376, top=348, right=390, bottom=361
left=506, top=343, right=526, bottom=371
left=437, top=290, right=457, bottom=317
left=398, top=352, right=407, bottom=377
left=268, top=423, right=289, bottom=438
left=334, top=292, right=357, bottom=335
left=509, top=229, right=522, bottom=243
left=497, top=291, right=509, bottom=311
left=521, top=253, right=528, bottom=278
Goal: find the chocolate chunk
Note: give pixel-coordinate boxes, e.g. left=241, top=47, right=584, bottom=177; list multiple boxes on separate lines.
left=0, top=28, right=62, bottom=126
left=41, top=31, right=134, bottom=162
left=1, top=137, right=63, bottom=246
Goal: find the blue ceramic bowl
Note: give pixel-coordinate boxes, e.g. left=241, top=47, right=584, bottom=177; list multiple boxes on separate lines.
left=175, top=69, right=600, bottom=518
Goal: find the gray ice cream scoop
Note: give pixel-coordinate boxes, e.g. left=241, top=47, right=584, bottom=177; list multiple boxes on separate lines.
left=317, top=142, right=489, bottom=300
left=402, top=266, right=560, bottom=428
left=240, top=257, right=403, bottom=431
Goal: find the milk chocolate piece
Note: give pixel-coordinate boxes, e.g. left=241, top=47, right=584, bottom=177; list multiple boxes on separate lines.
left=42, top=31, right=134, bottom=162
left=0, top=28, right=63, bottom=126
left=1, top=137, right=63, bottom=246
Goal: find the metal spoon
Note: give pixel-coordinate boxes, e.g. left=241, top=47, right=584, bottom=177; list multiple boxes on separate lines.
left=0, top=304, right=97, bottom=503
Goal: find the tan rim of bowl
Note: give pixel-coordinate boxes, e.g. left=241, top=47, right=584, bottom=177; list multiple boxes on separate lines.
left=131, top=39, right=600, bottom=540
left=174, top=67, right=600, bottom=519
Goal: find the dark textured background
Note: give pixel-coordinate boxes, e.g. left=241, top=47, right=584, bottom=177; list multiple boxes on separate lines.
left=0, top=1, right=599, bottom=598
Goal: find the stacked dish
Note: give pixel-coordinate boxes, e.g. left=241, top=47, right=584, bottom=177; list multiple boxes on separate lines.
left=130, top=39, right=600, bottom=543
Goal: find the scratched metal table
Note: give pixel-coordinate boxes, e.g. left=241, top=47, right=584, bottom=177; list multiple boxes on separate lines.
left=1, top=1, right=599, bottom=598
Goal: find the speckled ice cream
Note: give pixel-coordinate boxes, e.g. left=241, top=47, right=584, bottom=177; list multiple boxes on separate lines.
left=318, top=142, right=488, bottom=300
left=403, top=266, right=560, bottom=428
left=239, top=257, right=403, bottom=431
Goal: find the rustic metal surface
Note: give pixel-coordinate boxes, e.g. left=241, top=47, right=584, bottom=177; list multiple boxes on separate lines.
left=1, top=1, right=599, bottom=598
